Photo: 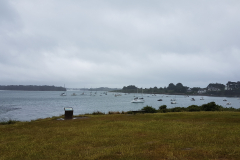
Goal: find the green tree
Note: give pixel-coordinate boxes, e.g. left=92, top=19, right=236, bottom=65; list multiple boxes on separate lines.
left=122, top=85, right=137, bottom=93
left=175, top=83, right=185, bottom=93
left=167, top=83, right=176, bottom=90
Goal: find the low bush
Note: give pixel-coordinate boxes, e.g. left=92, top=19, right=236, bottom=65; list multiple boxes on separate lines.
left=201, top=102, right=223, bottom=111
left=0, top=119, right=18, bottom=125
left=108, top=111, right=121, bottom=114
left=141, top=106, right=157, bottom=113
left=159, top=105, right=167, bottom=113
left=91, top=111, right=105, bottom=115
left=169, top=107, right=186, bottom=112
left=126, top=111, right=133, bottom=114
left=157, top=102, right=226, bottom=113
left=222, top=107, right=240, bottom=111
left=187, top=105, right=201, bottom=112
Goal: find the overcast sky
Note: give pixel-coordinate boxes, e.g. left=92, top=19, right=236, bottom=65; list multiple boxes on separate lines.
left=1, top=0, right=240, bottom=88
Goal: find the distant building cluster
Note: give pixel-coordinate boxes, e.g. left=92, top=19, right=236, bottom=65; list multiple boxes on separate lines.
left=189, top=81, right=240, bottom=94
left=225, top=81, right=240, bottom=90
left=123, top=81, right=240, bottom=96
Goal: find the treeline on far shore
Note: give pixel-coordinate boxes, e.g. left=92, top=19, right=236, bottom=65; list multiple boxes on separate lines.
left=0, top=85, right=66, bottom=91
left=117, top=84, right=240, bottom=97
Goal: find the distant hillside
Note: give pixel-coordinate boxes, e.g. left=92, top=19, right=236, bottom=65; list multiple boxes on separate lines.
left=0, top=85, right=66, bottom=91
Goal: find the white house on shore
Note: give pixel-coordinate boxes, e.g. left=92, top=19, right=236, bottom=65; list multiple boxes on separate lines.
left=198, top=89, right=207, bottom=94
left=226, top=81, right=240, bottom=90
left=206, top=83, right=225, bottom=91
left=207, top=87, right=221, bottom=91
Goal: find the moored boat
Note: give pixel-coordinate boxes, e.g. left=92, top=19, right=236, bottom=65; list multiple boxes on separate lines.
left=171, top=101, right=176, bottom=104
left=71, top=93, right=77, bottom=96
left=60, top=93, right=66, bottom=96
left=131, top=97, right=145, bottom=103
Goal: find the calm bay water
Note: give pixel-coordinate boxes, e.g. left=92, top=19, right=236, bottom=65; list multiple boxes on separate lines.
left=0, top=90, right=240, bottom=121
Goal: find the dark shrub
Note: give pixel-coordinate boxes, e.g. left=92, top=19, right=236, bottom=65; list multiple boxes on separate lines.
left=141, top=106, right=157, bottom=113
left=126, top=111, right=133, bottom=114
left=0, top=119, right=17, bottom=125
left=169, top=107, right=186, bottom=112
left=159, top=105, right=167, bottom=113
left=201, top=102, right=223, bottom=111
left=187, top=105, right=201, bottom=112
left=159, top=105, right=167, bottom=110
left=92, top=111, right=105, bottom=115
left=222, top=107, right=238, bottom=111
left=108, top=111, right=120, bottom=114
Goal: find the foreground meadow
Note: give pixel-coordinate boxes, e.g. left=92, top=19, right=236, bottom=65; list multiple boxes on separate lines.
left=1, top=112, right=240, bottom=160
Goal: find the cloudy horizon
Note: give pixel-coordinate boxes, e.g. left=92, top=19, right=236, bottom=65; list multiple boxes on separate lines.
left=1, top=0, right=240, bottom=89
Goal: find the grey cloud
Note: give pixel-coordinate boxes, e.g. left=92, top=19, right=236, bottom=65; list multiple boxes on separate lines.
left=0, top=0, right=240, bottom=88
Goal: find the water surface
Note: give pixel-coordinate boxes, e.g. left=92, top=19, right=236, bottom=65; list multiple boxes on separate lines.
left=0, top=90, right=239, bottom=121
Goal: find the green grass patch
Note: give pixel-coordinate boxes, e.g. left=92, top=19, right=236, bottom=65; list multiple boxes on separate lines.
left=1, top=112, right=240, bottom=159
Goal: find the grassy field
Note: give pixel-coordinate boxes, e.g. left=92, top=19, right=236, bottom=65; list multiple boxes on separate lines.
left=1, top=112, right=240, bottom=160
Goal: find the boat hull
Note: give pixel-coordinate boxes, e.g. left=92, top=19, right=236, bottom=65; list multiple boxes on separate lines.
left=131, top=100, right=144, bottom=103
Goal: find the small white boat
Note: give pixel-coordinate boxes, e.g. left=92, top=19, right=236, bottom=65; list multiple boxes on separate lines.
left=131, top=88, right=144, bottom=103
left=131, top=97, right=145, bottom=103
left=60, top=93, right=66, bottom=96
left=171, top=101, right=176, bottom=104
left=200, top=97, right=204, bottom=100
left=71, top=93, right=77, bottom=96
left=61, top=84, right=67, bottom=96
left=115, top=94, right=122, bottom=97
left=226, top=102, right=231, bottom=105
left=171, top=95, right=177, bottom=101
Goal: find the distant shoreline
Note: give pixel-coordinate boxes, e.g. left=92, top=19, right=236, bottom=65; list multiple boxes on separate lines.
left=0, top=85, right=66, bottom=91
